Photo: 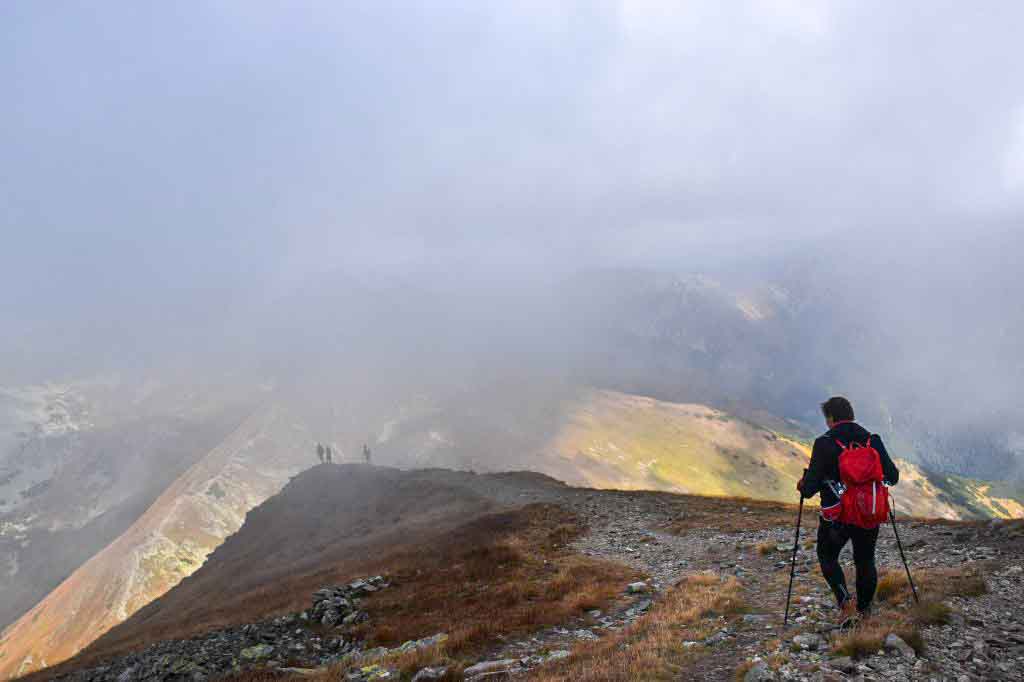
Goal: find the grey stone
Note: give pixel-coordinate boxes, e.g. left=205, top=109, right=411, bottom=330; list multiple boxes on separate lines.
left=240, top=644, right=275, bottom=660
left=828, top=656, right=856, bottom=673
left=411, top=667, right=448, bottom=682
left=742, top=614, right=771, bottom=624
left=463, top=659, right=521, bottom=678
left=704, top=630, right=731, bottom=646
left=884, top=633, right=916, bottom=659
left=793, top=633, right=826, bottom=651
left=115, top=666, right=139, bottom=682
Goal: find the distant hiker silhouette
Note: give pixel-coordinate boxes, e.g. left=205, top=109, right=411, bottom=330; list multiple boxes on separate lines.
left=316, top=442, right=325, bottom=464
left=363, top=443, right=372, bottom=464
left=325, top=445, right=333, bottom=464
left=797, top=396, right=900, bottom=627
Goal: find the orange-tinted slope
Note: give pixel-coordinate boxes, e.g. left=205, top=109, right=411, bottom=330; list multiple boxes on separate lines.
left=0, top=405, right=313, bottom=679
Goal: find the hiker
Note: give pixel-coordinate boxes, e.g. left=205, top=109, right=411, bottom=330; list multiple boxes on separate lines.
left=316, top=442, right=325, bottom=464
left=363, top=443, right=371, bottom=465
left=325, top=445, right=333, bottom=464
left=797, top=396, right=899, bottom=625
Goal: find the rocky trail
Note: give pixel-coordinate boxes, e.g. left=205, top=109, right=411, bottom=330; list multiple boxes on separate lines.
left=459, top=488, right=1024, bottom=681
left=32, top=475, right=1024, bottom=682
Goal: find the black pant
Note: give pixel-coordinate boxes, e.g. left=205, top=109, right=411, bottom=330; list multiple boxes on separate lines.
left=816, top=520, right=880, bottom=612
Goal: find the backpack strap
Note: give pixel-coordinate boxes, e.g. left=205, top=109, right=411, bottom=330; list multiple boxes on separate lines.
left=834, top=438, right=848, bottom=450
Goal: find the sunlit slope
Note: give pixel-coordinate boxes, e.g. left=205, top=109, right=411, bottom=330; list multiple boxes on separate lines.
left=546, top=391, right=809, bottom=499
left=539, top=390, right=1016, bottom=520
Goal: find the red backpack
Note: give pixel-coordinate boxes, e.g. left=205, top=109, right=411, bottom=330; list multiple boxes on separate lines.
left=836, top=435, right=889, bottom=528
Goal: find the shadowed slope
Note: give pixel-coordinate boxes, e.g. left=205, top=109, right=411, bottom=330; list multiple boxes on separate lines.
left=22, top=465, right=580, bottom=680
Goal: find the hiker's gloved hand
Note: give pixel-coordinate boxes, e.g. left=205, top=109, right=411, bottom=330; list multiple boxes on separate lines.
left=796, top=475, right=805, bottom=493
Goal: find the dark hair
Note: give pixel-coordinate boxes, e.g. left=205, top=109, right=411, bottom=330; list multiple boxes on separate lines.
left=820, top=396, right=855, bottom=422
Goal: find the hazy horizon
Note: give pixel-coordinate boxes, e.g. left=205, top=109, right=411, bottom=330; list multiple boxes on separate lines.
left=3, top=1, right=1024, bottom=474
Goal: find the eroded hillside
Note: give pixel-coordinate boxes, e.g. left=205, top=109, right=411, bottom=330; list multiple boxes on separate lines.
left=0, top=383, right=249, bottom=631
left=0, top=405, right=311, bottom=679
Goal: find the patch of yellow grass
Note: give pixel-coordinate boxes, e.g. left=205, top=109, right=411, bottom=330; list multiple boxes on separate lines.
left=876, top=565, right=987, bottom=606
left=530, top=573, right=746, bottom=681
left=912, top=601, right=952, bottom=625
left=832, top=563, right=986, bottom=660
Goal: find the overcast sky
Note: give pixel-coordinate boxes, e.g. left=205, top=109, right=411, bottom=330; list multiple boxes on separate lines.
left=2, top=1, right=1023, bottom=367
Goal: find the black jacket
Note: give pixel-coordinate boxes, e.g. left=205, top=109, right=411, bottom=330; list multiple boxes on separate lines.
left=799, top=421, right=899, bottom=504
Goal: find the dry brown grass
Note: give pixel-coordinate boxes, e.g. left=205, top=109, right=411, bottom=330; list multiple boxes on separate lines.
left=733, top=660, right=757, bottom=681
left=663, top=495, right=802, bottom=534
left=756, top=542, right=777, bottom=555
left=831, top=619, right=924, bottom=659
left=832, top=563, right=987, bottom=660
left=831, top=621, right=888, bottom=659
left=528, top=573, right=747, bottom=681
left=347, top=504, right=640, bottom=657
left=912, top=600, right=952, bottom=625
left=298, top=642, right=466, bottom=682
left=876, top=565, right=988, bottom=605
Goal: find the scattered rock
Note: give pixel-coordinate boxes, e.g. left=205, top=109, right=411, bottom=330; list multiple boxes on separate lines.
left=626, top=581, right=650, bottom=594
left=411, top=667, right=448, bottom=681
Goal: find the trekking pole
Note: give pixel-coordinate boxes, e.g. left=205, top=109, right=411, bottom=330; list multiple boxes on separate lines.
left=888, top=495, right=920, bottom=604
left=783, top=485, right=805, bottom=628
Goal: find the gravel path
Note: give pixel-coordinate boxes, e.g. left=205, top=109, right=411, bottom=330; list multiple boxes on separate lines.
left=485, top=483, right=1024, bottom=681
